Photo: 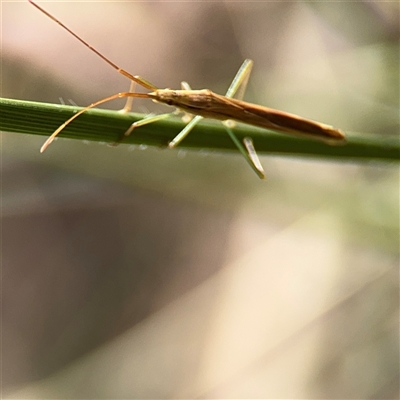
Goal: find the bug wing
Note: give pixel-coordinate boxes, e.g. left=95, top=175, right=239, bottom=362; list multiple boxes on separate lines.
left=220, top=96, right=345, bottom=142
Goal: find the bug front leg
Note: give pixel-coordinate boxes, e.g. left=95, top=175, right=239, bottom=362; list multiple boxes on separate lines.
left=123, top=82, right=196, bottom=139
left=119, top=73, right=161, bottom=114
left=168, top=82, right=203, bottom=148
left=123, top=112, right=174, bottom=137
left=119, top=80, right=136, bottom=114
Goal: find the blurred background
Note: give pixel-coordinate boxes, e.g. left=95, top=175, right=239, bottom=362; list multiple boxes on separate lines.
left=2, top=0, right=399, bottom=398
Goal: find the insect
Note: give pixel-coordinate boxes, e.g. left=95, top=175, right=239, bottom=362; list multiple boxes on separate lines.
left=29, top=0, right=345, bottom=179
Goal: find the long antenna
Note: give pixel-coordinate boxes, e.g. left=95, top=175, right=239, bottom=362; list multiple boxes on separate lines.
left=40, top=92, right=152, bottom=153
left=28, top=0, right=157, bottom=91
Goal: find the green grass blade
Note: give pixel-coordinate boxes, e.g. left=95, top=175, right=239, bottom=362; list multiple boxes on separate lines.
left=1, top=97, right=399, bottom=162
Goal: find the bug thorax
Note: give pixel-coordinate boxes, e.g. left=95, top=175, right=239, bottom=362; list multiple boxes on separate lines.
left=152, top=89, right=213, bottom=109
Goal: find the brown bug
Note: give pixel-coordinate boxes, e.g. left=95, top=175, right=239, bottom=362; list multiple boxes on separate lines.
left=30, top=0, right=345, bottom=179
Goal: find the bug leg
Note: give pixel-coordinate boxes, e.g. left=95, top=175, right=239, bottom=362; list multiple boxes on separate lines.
left=121, top=81, right=199, bottom=144
left=119, top=80, right=136, bottom=114
left=123, top=112, right=174, bottom=137
left=223, top=122, right=265, bottom=179
left=222, top=60, right=265, bottom=179
left=243, top=137, right=265, bottom=177
left=225, top=59, right=253, bottom=100
left=124, top=80, right=195, bottom=140
left=168, top=115, right=203, bottom=148
left=180, top=81, right=194, bottom=123
left=167, top=81, right=204, bottom=147
left=110, top=112, right=176, bottom=147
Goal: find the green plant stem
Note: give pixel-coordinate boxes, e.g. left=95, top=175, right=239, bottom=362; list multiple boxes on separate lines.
left=1, top=97, right=399, bottom=162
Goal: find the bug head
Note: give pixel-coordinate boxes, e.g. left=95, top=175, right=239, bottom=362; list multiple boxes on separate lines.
left=151, top=89, right=183, bottom=107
